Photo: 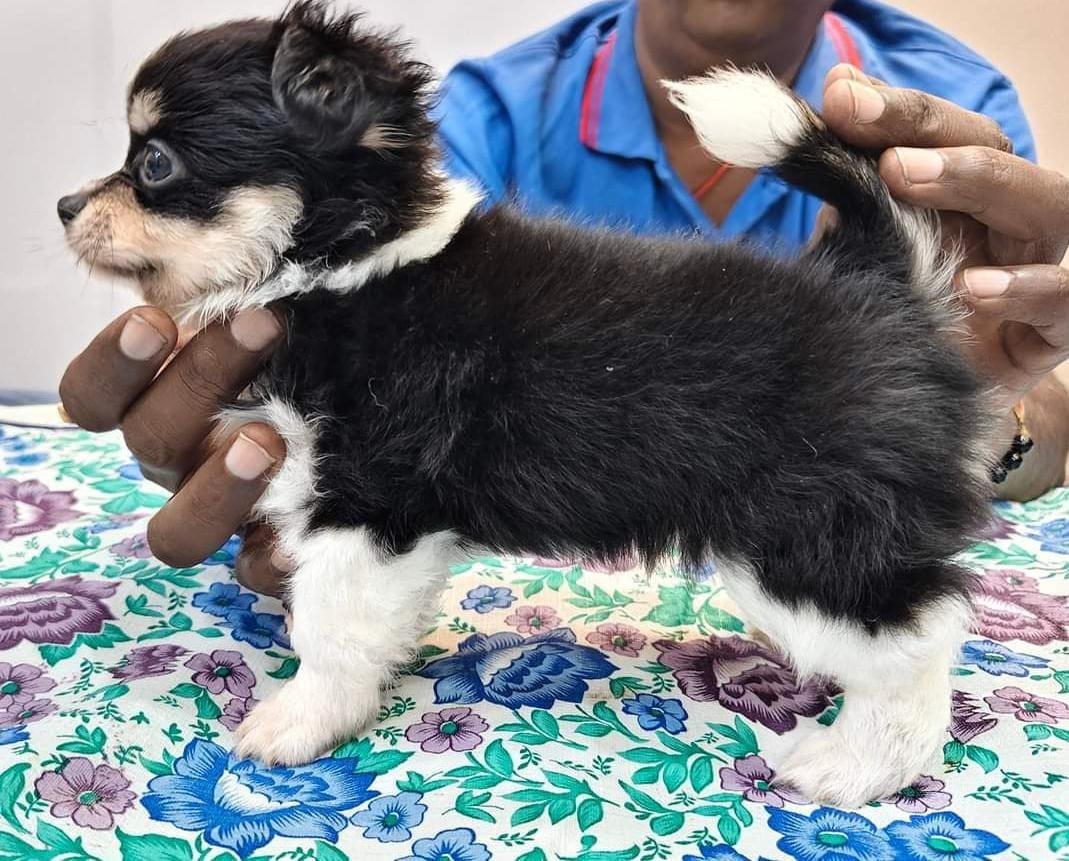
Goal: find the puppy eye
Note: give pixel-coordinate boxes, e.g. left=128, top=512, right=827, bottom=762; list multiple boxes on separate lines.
left=140, top=143, right=176, bottom=186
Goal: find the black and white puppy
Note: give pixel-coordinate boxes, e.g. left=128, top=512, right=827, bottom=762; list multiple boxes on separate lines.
left=58, top=2, right=991, bottom=806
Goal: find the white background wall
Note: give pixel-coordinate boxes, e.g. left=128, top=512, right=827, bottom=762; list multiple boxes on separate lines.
left=3, top=1, right=1068, bottom=394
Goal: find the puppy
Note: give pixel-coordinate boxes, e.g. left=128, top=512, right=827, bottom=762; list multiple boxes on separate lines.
left=58, top=1, right=990, bottom=806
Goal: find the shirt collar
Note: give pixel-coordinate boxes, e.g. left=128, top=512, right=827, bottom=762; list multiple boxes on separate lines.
left=581, top=2, right=865, bottom=161
left=579, top=0, right=660, bottom=162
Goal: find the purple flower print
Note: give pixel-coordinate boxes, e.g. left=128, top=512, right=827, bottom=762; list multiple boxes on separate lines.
left=970, top=570, right=1069, bottom=645
left=719, top=755, right=804, bottom=808
left=654, top=635, right=835, bottom=733
left=978, top=514, right=1017, bottom=541
left=984, top=686, right=1069, bottom=725
left=505, top=605, right=561, bottom=635
left=219, top=696, right=259, bottom=731
left=184, top=651, right=256, bottom=698
left=0, top=663, right=54, bottom=708
left=405, top=707, right=488, bottom=753
left=0, top=478, right=83, bottom=541
left=884, top=775, right=952, bottom=813
left=35, top=758, right=135, bottom=830
left=1, top=697, right=56, bottom=728
left=107, top=533, right=154, bottom=559
left=460, top=585, right=515, bottom=614
left=586, top=622, right=647, bottom=657
left=0, top=577, right=118, bottom=650
left=109, top=644, right=189, bottom=681
left=949, top=691, right=998, bottom=744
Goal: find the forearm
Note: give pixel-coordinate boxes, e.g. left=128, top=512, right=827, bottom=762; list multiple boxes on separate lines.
left=994, top=371, right=1069, bottom=502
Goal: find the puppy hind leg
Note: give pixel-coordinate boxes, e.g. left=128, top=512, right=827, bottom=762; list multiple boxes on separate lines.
left=718, top=561, right=968, bottom=807
left=235, top=527, right=455, bottom=766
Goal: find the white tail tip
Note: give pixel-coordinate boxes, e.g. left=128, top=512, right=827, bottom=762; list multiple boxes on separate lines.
left=663, top=68, right=810, bottom=169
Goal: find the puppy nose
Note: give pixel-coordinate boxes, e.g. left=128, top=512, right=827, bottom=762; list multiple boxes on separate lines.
left=57, top=193, right=88, bottom=225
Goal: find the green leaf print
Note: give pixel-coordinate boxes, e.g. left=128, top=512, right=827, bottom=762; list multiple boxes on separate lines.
left=965, top=745, right=1000, bottom=774
left=315, top=842, right=350, bottom=861
left=456, top=789, right=498, bottom=823
left=1, top=549, right=71, bottom=581
left=116, top=830, right=195, bottom=861
left=0, top=763, right=30, bottom=835
left=39, top=623, right=132, bottom=666
left=56, top=724, right=107, bottom=755
left=642, top=585, right=697, bottom=627
left=101, top=489, right=169, bottom=515
left=331, top=736, right=412, bottom=774
left=1054, top=670, right=1069, bottom=694
left=1025, top=804, right=1069, bottom=853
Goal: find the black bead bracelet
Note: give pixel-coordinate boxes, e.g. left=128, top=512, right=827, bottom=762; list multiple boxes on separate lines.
left=990, top=402, right=1033, bottom=484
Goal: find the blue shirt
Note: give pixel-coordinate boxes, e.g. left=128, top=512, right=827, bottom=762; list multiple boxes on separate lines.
left=435, top=0, right=1035, bottom=250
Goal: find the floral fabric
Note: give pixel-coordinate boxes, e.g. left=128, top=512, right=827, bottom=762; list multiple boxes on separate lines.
left=0, top=421, right=1067, bottom=861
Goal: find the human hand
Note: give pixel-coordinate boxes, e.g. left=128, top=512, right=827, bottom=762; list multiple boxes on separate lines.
left=59, top=306, right=292, bottom=576
left=821, top=64, right=1069, bottom=405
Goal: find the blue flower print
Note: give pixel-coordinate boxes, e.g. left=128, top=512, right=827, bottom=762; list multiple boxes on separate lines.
left=460, top=585, right=515, bottom=614
left=118, top=462, right=144, bottom=481
left=351, top=791, right=427, bottom=842
left=86, top=515, right=140, bottom=534
left=886, top=812, right=1010, bottom=861
left=141, top=739, right=377, bottom=858
left=5, top=452, right=47, bottom=467
left=192, top=582, right=257, bottom=619
left=419, top=628, right=616, bottom=709
left=0, top=726, right=29, bottom=746
left=1035, top=517, right=1069, bottom=552
left=622, top=693, right=688, bottom=734
left=225, top=610, right=290, bottom=650
left=768, top=806, right=893, bottom=861
left=205, top=534, right=243, bottom=568
left=683, top=844, right=752, bottom=861
left=959, top=640, right=1049, bottom=677
left=399, top=827, right=491, bottom=861
left=0, top=429, right=46, bottom=467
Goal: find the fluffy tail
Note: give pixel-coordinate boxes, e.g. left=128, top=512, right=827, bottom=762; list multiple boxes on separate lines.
left=664, top=69, right=952, bottom=296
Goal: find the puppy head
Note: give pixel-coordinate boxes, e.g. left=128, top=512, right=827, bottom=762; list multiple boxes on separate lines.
left=58, top=2, right=440, bottom=318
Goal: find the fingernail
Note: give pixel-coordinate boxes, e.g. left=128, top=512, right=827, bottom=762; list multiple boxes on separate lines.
left=270, top=547, right=296, bottom=572
left=224, top=432, right=276, bottom=480
left=847, top=81, right=885, bottom=123
left=964, top=268, right=1013, bottom=298
left=119, top=313, right=168, bottom=361
left=231, top=308, right=281, bottom=352
left=894, top=148, right=946, bottom=184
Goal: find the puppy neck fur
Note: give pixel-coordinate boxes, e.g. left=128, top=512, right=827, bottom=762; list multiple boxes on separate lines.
left=176, top=177, right=483, bottom=328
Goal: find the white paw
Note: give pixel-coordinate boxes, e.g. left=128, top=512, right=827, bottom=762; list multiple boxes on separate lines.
left=775, top=718, right=941, bottom=808
left=233, top=673, right=380, bottom=766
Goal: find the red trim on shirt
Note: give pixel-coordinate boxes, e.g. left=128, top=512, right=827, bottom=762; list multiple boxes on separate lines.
left=579, top=31, right=618, bottom=148
left=825, top=12, right=863, bottom=70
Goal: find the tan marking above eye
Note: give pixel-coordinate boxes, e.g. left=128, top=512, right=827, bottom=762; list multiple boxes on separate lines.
left=129, top=89, right=163, bottom=135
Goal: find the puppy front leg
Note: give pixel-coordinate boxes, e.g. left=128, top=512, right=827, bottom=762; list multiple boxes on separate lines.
left=235, top=528, right=454, bottom=766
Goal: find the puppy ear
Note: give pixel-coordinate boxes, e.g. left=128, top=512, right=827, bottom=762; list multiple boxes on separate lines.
left=271, top=7, right=374, bottom=151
